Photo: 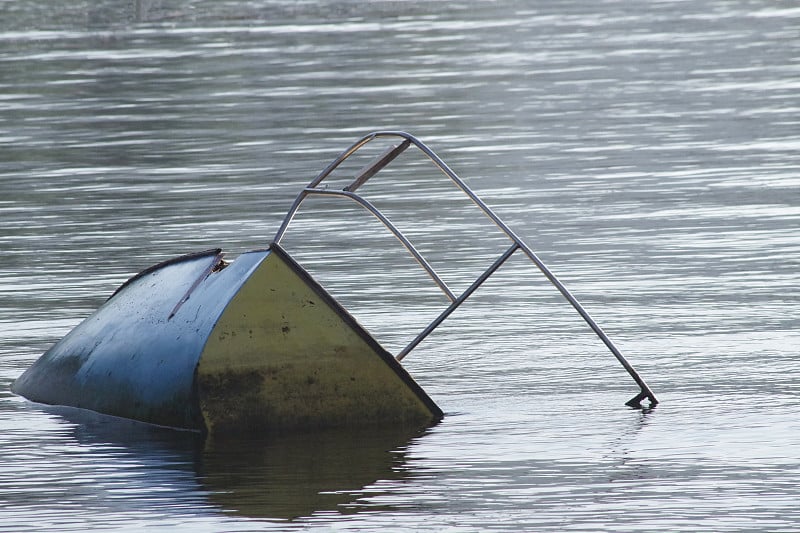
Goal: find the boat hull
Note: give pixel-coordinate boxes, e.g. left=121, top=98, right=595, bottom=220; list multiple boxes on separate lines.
left=12, top=244, right=441, bottom=433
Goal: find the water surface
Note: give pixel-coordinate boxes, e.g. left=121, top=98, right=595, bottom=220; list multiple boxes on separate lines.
left=1, top=1, right=799, bottom=531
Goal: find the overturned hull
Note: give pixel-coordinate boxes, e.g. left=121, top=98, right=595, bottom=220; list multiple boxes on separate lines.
left=12, top=243, right=442, bottom=433
left=14, top=131, right=657, bottom=433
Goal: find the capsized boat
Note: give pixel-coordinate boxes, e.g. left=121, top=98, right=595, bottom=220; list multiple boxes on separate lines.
left=12, top=131, right=658, bottom=434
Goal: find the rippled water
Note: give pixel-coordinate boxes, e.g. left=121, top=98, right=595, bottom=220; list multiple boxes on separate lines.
left=2, top=1, right=799, bottom=531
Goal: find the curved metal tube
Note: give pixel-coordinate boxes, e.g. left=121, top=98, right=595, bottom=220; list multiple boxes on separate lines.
left=272, top=131, right=658, bottom=407
left=279, top=188, right=456, bottom=302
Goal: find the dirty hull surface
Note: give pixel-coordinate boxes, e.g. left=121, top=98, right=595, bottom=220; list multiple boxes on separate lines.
left=198, top=244, right=441, bottom=433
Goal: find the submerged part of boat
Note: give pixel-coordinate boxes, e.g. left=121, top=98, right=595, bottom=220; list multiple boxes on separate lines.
left=13, top=131, right=657, bottom=434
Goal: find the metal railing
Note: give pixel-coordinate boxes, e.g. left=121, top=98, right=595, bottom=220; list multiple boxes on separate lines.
left=273, top=131, right=658, bottom=408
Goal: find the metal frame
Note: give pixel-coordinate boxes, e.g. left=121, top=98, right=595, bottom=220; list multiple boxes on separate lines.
left=273, top=131, right=658, bottom=408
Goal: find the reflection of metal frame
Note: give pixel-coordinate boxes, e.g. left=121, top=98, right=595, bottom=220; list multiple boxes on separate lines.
left=274, top=131, right=658, bottom=408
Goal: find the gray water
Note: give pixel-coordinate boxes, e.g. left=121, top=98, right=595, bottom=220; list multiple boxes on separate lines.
left=2, top=0, right=799, bottom=531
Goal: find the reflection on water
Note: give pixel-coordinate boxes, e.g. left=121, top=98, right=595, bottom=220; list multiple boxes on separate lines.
left=21, top=405, right=430, bottom=523
left=202, top=425, right=427, bottom=520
